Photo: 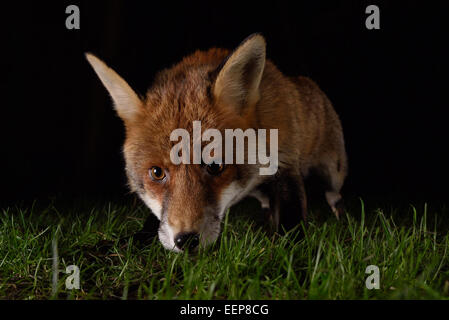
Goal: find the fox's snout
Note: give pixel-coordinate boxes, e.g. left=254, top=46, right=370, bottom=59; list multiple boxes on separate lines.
left=174, top=232, right=200, bottom=251
left=158, top=212, right=221, bottom=252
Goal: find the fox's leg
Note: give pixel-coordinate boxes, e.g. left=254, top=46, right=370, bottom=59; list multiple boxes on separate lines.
left=259, top=171, right=307, bottom=233
left=320, top=155, right=347, bottom=219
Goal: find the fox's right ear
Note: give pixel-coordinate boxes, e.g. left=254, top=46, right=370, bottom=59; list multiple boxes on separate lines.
left=85, top=53, right=142, bottom=123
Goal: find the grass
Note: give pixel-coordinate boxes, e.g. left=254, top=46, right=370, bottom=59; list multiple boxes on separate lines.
left=0, top=197, right=448, bottom=300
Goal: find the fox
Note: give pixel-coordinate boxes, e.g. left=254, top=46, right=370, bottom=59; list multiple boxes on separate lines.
left=86, top=34, right=347, bottom=252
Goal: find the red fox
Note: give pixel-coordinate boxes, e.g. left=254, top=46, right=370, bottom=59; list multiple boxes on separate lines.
left=86, top=34, right=347, bottom=252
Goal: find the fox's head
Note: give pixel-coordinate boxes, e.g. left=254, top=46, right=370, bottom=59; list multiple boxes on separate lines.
left=86, top=34, right=268, bottom=252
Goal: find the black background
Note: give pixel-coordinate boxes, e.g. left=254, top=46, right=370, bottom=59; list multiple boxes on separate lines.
left=2, top=1, right=449, bottom=207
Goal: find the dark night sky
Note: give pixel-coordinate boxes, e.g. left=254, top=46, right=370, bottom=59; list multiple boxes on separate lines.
left=2, top=1, right=449, bottom=206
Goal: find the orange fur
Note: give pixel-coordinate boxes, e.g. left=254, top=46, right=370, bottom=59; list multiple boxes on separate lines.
left=86, top=34, right=347, bottom=251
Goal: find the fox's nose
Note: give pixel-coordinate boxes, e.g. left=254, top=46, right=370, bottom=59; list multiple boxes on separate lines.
left=175, top=232, right=200, bottom=251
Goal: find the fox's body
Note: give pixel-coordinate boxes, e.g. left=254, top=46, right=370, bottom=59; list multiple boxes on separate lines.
left=86, top=34, right=347, bottom=252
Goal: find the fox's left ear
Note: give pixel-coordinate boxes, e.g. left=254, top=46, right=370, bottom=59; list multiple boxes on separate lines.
left=213, top=34, right=266, bottom=114
left=85, top=53, right=143, bottom=124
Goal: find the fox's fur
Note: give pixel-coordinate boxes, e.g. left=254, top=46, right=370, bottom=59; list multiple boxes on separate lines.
left=86, top=34, right=347, bottom=252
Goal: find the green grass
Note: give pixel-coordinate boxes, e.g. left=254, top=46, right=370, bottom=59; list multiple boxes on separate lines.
left=1, top=198, right=448, bottom=300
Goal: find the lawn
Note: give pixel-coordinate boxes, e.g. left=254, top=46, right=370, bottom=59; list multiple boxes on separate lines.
left=1, top=197, right=448, bottom=300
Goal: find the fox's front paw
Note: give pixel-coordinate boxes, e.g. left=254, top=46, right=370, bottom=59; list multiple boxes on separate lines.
left=332, top=198, right=345, bottom=220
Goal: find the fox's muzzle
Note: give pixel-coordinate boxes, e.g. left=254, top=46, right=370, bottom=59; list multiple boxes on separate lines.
left=174, top=232, right=200, bottom=251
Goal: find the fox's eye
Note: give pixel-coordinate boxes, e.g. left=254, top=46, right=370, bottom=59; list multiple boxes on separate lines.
left=206, top=162, right=225, bottom=175
left=149, top=166, right=166, bottom=181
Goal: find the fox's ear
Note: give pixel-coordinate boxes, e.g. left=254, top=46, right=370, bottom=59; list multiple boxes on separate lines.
left=213, top=34, right=266, bottom=113
left=85, top=53, right=142, bottom=123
